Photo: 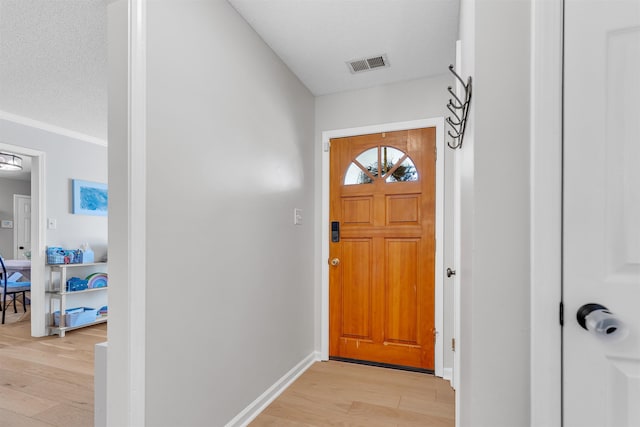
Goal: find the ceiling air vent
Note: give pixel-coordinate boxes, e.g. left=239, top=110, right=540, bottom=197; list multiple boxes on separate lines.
left=347, top=54, right=390, bottom=74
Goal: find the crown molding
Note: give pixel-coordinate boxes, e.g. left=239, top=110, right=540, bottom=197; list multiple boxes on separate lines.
left=0, top=110, right=107, bottom=147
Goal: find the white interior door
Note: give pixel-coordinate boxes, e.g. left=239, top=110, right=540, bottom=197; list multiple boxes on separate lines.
left=13, top=194, right=31, bottom=259
left=564, top=1, right=640, bottom=426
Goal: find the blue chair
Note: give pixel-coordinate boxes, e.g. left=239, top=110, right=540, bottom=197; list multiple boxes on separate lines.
left=0, top=256, right=31, bottom=324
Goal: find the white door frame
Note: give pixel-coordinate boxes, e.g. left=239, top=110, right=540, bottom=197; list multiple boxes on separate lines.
left=452, top=40, right=462, bottom=394
left=529, top=0, right=563, bottom=425
left=106, top=0, right=147, bottom=425
left=0, top=142, right=47, bottom=337
left=320, top=117, right=446, bottom=377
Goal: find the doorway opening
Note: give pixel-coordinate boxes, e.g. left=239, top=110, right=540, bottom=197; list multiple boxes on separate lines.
left=0, top=142, right=46, bottom=337
left=320, top=118, right=446, bottom=377
left=328, top=128, right=437, bottom=371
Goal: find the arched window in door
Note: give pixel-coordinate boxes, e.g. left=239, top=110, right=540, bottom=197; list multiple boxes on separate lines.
left=344, top=146, right=418, bottom=185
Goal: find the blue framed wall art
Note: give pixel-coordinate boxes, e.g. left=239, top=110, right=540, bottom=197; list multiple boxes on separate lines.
left=72, top=179, right=108, bottom=216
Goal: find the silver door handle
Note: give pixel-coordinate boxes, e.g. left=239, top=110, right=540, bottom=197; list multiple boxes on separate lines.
left=577, top=303, right=624, bottom=339
left=446, top=268, right=456, bottom=278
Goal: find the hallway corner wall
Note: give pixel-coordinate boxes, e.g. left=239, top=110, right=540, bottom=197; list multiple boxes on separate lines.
left=457, top=0, right=532, bottom=425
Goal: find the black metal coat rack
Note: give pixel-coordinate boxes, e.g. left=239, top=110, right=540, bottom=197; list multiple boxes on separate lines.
left=446, top=64, right=472, bottom=149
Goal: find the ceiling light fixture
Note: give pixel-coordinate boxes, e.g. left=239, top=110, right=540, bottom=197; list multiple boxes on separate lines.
left=0, top=152, right=23, bottom=171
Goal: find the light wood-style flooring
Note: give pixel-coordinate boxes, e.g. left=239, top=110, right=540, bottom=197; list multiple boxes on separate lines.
left=250, top=360, right=455, bottom=427
left=0, top=307, right=107, bottom=427
left=1, top=306, right=454, bottom=427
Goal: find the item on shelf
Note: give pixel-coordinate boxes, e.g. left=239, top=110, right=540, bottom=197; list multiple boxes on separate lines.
left=80, top=243, right=94, bottom=263
left=86, top=272, right=108, bottom=288
left=53, top=307, right=98, bottom=327
left=66, top=277, right=89, bottom=292
left=47, top=247, right=83, bottom=264
left=46, top=247, right=63, bottom=264
left=97, top=305, right=108, bottom=317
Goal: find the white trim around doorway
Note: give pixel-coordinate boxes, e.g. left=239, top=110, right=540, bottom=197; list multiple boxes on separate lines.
left=529, top=0, right=563, bottom=425
left=127, top=0, right=147, bottom=425
left=320, top=117, right=446, bottom=377
left=104, top=0, right=147, bottom=425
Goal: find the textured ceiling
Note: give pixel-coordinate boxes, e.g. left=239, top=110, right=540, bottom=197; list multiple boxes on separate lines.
left=0, top=0, right=107, bottom=141
left=0, top=0, right=458, bottom=143
left=228, top=0, right=460, bottom=95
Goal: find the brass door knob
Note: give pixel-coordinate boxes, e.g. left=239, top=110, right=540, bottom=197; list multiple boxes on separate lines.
left=330, top=258, right=340, bottom=266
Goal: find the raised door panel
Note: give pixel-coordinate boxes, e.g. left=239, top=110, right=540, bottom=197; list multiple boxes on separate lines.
left=386, top=194, right=420, bottom=225
left=342, top=197, right=373, bottom=225
left=385, top=239, right=419, bottom=345
left=340, top=239, right=373, bottom=341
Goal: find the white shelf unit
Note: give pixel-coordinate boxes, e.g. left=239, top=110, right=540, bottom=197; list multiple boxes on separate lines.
left=47, top=262, right=108, bottom=337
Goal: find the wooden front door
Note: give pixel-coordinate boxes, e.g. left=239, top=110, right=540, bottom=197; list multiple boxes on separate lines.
left=329, top=128, right=436, bottom=370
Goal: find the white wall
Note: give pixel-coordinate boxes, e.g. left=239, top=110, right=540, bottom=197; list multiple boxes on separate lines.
left=314, top=74, right=456, bottom=371
left=457, top=0, right=531, bottom=425
left=0, top=177, right=31, bottom=258
left=108, top=1, right=316, bottom=426
left=315, top=75, right=450, bottom=131
left=0, top=119, right=108, bottom=259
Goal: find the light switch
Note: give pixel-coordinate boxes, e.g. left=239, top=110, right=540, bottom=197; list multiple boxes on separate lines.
left=294, top=208, right=302, bottom=225
left=47, top=218, right=57, bottom=229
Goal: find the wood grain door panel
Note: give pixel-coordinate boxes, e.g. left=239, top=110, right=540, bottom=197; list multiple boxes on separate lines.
left=385, top=239, right=420, bottom=345
left=340, top=238, right=373, bottom=341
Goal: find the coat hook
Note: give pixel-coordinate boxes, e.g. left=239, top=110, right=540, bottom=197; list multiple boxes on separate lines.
left=446, top=116, right=462, bottom=128
left=449, top=64, right=468, bottom=89
left=447, top=87, right=464, bottom=107
left=447, top=104, right=462, bottom=121
left=448, top=129, right=461, bottom=139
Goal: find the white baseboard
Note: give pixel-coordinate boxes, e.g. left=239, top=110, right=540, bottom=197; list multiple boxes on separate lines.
left=443, top=368, right=453, bottom=383
left=225, top=351, right=319, bottom=427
